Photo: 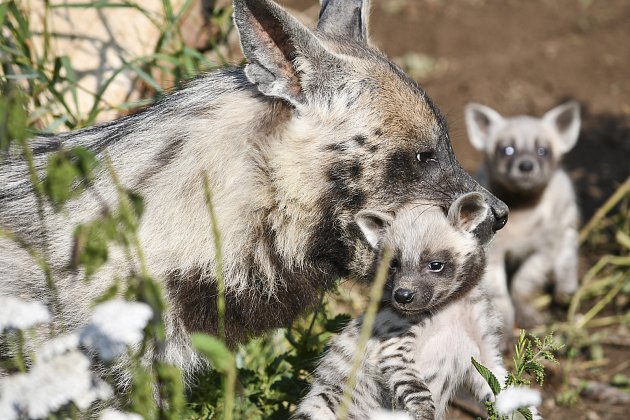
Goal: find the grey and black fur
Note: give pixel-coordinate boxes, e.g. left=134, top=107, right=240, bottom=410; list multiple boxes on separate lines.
left=294, top=193, right=509, bottom=420
left=0, top=0, right=508, bottom=373
left=465, top=102, right=580, bottom=332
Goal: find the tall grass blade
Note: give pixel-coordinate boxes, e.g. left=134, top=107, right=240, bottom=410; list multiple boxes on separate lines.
left=337, top=246, right=393, bottom=420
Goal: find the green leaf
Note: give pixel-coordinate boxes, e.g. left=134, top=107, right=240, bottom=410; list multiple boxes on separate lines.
left=471, top=357, right=502, bottom=396
left=0, top=3, right=9, bottom=27
left=72, top=215, right=116, bottom=276
left=92, top=281, right=119, bottom=304
left=325, top=313, right=351, bottom=333
left=59, top=56, right=79, bottom=114
left=517, top=407, right=533, bottom=420
left=191, top=333, right=234, bottom=373
left=43, top=147, right=98, bottom=208
left=126, top=189, right=145, bottom=220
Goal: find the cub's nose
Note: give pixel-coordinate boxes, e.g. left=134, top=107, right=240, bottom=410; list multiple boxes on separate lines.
left=394, top=288, right=415, bottom=304
left=518, top=160, right=534, bottom=172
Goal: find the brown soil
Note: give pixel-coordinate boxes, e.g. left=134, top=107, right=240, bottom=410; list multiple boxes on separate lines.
left=286, top=0, right=630, bottom=418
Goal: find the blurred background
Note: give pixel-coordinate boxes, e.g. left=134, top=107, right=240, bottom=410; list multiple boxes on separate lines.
left=2, top=0, right=629, bottom=418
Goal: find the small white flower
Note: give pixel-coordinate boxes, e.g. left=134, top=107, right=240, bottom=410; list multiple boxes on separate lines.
left=495, top=386, right=542, bottom=416
left=80, top=299, right=153, bottom=361
left=0, top=296, right=50, bottom=331
left=370, top=409, right=413, bottom=420
left=0, top=349, right=112, bottom=419
left=100, top=408, right=144, bottom=420
left=35, top=333, right=80, bottom=361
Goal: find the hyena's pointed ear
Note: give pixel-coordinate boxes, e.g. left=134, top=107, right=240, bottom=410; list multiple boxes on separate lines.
left=464, top=103, right=505, bottom=151
left=543, top=101, right=581, bottom=154
left=317, top=0, right=370, bottom=43
left=448, top=192, right=489, bottom=233
left=355, top=210, right=393, bottom=249
left=233, top=0, right=333, bottom=106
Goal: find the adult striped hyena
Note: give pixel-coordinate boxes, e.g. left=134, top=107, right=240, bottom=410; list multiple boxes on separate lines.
left=294, top=193, right=510, bottom=420
left=465, top=102, right=580, bottom=331
left=0, top=0, right=508, bottom=372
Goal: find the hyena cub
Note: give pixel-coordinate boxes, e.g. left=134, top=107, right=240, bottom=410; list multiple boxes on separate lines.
left=294, top=192, right=508, bottom=420
left=465, top=102, right=581, bottom=329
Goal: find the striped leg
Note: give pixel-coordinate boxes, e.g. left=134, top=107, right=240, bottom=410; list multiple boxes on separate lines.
left=378, top=334, right=434, bottom=420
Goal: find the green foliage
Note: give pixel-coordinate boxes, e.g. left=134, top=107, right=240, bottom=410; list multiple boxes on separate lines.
left=43, top=147, right=99, bottom=209
left=472, top=357, right=502, bottom=396
left=475, top=331, right=560, bottom=419
left=507, top=330, right=560, bottom=387
left=0, top=82, right=29, bottom=152
left=192, top=334, right=234, bottom=374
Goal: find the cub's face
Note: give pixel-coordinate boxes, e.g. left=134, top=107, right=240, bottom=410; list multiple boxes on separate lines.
left=355, top=192, right=489, bottom=315
left=465, top=102, right=581, bottom=194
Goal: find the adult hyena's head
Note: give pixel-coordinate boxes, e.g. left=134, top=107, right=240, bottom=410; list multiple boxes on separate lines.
left=355, top=192, right=489, bottom=315
left=233, top=0, right=508, bottom=272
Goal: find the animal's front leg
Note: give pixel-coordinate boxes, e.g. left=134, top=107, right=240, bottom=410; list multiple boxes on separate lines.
left=552, top=227, right=579, bottom=305
left=378, top=338, right=434, bottom=419
left=511, top=252, right=552, bottom=328
left=484, top=249, right=514, bottom=350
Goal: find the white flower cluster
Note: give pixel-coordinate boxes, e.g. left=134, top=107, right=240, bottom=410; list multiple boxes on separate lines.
left=495, top=386, right=542, bottom=419
left=0, top=349, right=111, bottom=419
left=80, top=299, right=154, bottom=361
left=0, top=296, right=152, bottom=419
left=0, top=296, right=50, bottom=331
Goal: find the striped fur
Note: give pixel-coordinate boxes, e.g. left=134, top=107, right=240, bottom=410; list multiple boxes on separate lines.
left=0, top=0, right=508, bottom=375
left=294, top=193, right=508, bottom=419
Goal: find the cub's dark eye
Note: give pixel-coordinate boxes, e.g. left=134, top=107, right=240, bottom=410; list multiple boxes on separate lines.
left=501, top=146, right=515, bottom=157
left=416, top=151, right=437, bottom=163
left=536, top=147, right=548, bottom=157
left=389, top=257, right=400, bottom=271
left=427, top=261, right=444, bottom=272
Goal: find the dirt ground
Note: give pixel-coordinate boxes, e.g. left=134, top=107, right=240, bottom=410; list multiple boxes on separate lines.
left=284, top=0, right=630, bottom=418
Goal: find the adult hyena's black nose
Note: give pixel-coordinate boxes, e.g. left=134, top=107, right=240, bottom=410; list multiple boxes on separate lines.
left=488, top=194, right=509, bottom=232
left=492, top=206, right=508, bottom=232
left=394, top=288, right=415, bottom=304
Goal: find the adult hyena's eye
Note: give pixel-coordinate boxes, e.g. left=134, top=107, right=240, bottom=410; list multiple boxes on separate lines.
left=427, top=261, right=445, bottom=272
left=416, top=151, right=437, bottom=163
left=536, top=146, right=549, bottom=157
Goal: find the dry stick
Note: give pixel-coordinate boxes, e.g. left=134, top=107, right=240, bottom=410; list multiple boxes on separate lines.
left=575, top=272, right=627, bottom=330
left=337, top=246, right=394, bottom=420
left=202, top=172, right=235, bottom=420
left=568, top=255, right=616, bottom=323
left=579, top=175, right=630, bottom=245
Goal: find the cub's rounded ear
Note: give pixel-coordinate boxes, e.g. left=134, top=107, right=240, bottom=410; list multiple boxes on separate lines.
left=355, top=210, right=393, bottom=249
left=543, top=101, right=581, bottom=155
left=448, top=192, right=489, bottom=233
left=318, top=0, right=370, bottom=44
left=464, top=103, right=505, bottom=151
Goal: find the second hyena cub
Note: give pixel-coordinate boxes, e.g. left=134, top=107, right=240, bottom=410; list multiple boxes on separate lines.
left=293, top=193, right=508, bottom=420
left=465, top=102, right=581, bottom=330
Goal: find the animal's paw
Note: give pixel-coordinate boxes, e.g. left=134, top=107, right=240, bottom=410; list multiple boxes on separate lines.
left=553, top=288, right=574, bottom=306
left=514, top=307, right=545, bottom=329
